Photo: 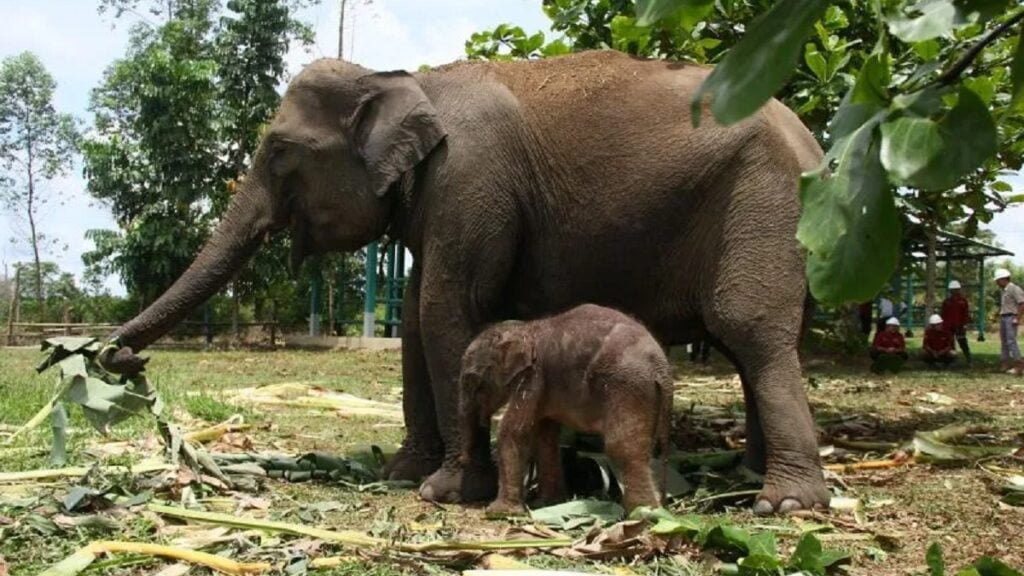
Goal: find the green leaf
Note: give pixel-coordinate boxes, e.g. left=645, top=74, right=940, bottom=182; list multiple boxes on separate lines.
left=1012, top=27, right=1024, bottom=108
left=971, top=557, right=1023, bottom=576
left=691, top=0, right=831, bottom=126
left=805, top=43, right=829, bottom=82
left=49, top=403, right=68, bottom=467
left=528, top=500, right=624, bottom=528
left=798, top=115, right=900, bottom=305
left=645, top=511, right=705, bottom=536
left=912, top=429, right=1016, bottom=462
left=913, top=39, right=941, bottom=60
left=887, top=0, right=1009, bottom=42
left=830, top=54, right=890, bottom=145
left=789, top=533, right=826, bottom=573
left=880, top=87, right=997, bottom=191
left=738, top=553, right=784, bottom=572
left=747, top=532, right=778, bottom=557
left=610, top=15, right=653, bottom=53
left=927, top=543, right=946, bottom=576
left=635, top=0, right=714, bottom=26
left=705, top=524, right=751, bottom=552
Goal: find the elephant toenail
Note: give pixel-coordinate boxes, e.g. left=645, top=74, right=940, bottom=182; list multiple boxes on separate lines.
left=419, top=485, right=436, bottom=501
left=752, top=499, right=775, bottom=516
left=778, top=498, right=803, bottom=513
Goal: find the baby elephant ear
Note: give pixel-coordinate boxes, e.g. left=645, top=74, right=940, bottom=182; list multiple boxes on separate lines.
left=498, top=333, right=536, bottom=386
left=349, top=71, right=447, bottom=197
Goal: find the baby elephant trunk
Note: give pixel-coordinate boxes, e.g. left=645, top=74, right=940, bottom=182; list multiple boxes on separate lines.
left=653, top=368, right=674, bottom=501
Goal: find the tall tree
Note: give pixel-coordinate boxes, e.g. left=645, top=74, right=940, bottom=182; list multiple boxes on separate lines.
left=81, top=3, right=222, bottom=305
left=0, top=52, right=79, bottom=319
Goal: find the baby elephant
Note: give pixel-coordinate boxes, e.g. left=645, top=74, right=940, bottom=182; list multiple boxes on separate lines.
left=458, top=304, right=673, bottom=516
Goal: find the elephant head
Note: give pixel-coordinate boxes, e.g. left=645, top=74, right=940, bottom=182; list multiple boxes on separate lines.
left=102, top=59, right=446, bottom=372
left=457, top=321, right=535, bottom=465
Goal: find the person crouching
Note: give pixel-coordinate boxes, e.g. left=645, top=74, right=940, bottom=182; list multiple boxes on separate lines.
left=921, top=314, right=955, bottom=369
left=871, top=317, right=907, bottom=374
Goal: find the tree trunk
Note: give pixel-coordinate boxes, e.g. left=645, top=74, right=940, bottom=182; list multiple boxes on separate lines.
left=25, top=123, right=45, bottom=321
left=327, top=275, right=335, bottom=335
left=338, top=0, right=347, bottom=58
left=270, top=298, right=278, bottom=346
left=6, top=267, right=19, bottom=346
left=925, top=226, right=937, bottom=314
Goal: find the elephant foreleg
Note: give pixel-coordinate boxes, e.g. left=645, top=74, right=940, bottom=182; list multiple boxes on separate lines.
left=416, top=297, right=499, bottom=503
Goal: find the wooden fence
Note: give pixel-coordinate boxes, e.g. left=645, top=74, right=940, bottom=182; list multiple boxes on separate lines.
left=5, top=321, right=280, bottom=347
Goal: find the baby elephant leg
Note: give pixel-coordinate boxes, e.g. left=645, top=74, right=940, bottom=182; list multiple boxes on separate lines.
left=534, top=419, right=565, bottom=505
left=486, top=404, right=538, bottom=517
left=604, top=397, right=660, bottom=513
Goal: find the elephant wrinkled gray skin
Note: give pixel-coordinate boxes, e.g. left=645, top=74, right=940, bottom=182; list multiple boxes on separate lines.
left=100, top=50, right=829, bottom=515
left=459, top=305, right=674, bottom=516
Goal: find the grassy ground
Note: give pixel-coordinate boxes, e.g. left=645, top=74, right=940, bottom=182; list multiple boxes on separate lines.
left=1, top=338, right=1023, bottom=576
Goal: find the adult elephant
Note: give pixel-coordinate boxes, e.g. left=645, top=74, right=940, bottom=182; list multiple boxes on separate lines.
left=100, top=50, right=828, bottom=514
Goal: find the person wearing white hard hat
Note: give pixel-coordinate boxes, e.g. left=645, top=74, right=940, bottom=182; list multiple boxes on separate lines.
left=994, top=268, right=1024, bottom=375
left=921, top=314, right=955, bottom=369
left=940, top=280, right=972, bottom=367
left=870, top=317, right=907, bottom=374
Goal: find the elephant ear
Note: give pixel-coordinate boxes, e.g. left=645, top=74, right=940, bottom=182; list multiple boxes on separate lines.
left=350, top=71, right=446, bottom=197
left=496, top=332, right=536, bottom=390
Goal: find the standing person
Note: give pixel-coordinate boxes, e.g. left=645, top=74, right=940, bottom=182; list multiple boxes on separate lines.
left=871, top=317, right=908, bottom=374
left=876, top=295, right=896, bottom=334
left=994, top=269, right=1024, bottom=375
left=921, top=314, right=955, bottom=369
left=941, top=280, right=972, bottom=366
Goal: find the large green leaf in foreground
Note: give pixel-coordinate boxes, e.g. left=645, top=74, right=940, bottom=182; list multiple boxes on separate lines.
left=691, top=0, right=831, bottom=126
left=798, top=117, right=900, bottom=305
left=880, top=87, right=997, bottom=191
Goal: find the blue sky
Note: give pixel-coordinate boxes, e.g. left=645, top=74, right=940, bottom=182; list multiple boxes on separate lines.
left=1, top=0, right=1023, bottom=292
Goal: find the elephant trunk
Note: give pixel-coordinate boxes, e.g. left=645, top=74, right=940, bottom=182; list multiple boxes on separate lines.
left=111, top=180, right=276, bottom=352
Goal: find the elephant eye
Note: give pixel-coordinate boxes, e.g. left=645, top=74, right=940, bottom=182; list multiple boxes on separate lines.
left=268, top=142, right=295, bottom=176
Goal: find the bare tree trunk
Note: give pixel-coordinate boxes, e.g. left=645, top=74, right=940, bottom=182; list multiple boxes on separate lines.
left=925, top=226, right=937, bottom=314
left=338, top=0, right=347, bottom=58
left=270, top=298, right=278, bottom=346
left=24, top=124, right=45, bottom=321
left=6, top=267, right=19, bottom=346
left=327, top=275, right=335, bottom=335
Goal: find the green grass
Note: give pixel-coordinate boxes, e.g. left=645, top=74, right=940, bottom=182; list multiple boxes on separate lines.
left=2, top=342, right=1023, bottom=575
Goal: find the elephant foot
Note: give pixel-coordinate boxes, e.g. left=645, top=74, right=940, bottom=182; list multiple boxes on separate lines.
left=381, top=440, right=443, bottom=482
left=485, top=499, right=526, bottom=519
left=752, top=474, right=830, bottom=516
left=419, top=461, right=497, bottom=503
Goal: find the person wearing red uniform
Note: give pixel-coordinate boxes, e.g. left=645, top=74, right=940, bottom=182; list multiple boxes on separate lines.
left=922, top=314, right=955, bottom=369
left=940, top=280, right=972, bottom=366
left=871, top=317, right=907, bottom=373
